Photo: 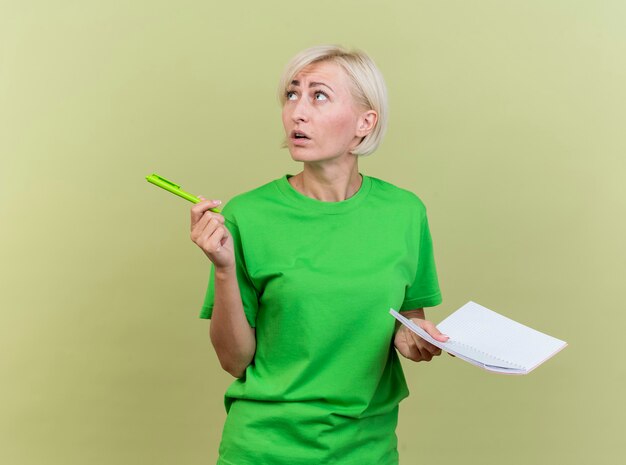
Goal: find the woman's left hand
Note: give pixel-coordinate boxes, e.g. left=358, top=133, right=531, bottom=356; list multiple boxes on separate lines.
left=394, top=315, right=449, bottom=362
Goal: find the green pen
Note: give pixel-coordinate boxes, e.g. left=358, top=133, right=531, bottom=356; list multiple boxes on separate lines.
left=145, top=173, right=222, bottom=212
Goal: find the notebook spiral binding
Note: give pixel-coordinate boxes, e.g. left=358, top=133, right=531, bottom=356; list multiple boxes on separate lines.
left=448, top=339, right=526, bottom=370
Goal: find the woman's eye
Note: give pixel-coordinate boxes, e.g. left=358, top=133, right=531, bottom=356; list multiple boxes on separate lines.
left=314, top=91, right=328, bottom=101
left=286, top=91, right=297, bottom=100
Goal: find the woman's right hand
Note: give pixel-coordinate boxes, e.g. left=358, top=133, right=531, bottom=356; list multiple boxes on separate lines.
left=190, top=196, right=235, bottom=271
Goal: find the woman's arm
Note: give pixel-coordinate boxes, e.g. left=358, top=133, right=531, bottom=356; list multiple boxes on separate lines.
left=191, top=197, right=256, bottom=378
left=210, top=267, right=256, bottom=378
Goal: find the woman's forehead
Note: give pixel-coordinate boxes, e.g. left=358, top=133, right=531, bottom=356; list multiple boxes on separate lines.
left=292, top=61, right=349, bottom=89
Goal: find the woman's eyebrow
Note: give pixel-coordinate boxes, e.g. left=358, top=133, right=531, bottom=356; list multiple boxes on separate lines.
left=310, top=81, right=334, bottom=93
left=290, top=80, right=334, bottom=93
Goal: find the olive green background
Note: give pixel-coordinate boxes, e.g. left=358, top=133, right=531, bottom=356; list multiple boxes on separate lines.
left=1, top=1, right=624, bottom=464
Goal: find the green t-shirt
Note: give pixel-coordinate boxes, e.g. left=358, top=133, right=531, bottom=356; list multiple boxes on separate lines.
left=201, top=174, right=442, bottom=465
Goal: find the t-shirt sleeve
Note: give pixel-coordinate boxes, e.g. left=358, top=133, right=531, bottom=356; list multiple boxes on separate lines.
left=199, top=217, right=259, bottom=328
left=400, top=213, right=442, bottom=310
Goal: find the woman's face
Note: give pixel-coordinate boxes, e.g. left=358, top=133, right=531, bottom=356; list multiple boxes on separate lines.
left=282, top=61, right=375, bottom=163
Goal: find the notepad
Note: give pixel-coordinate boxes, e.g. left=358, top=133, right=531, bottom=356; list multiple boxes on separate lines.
left=390, top=301, right=567, bottom=375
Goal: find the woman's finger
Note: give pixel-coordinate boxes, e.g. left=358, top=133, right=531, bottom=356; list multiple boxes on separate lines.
left=191, top=198, right=223, bottom=226
left=424, top=341, right=442, bottom=356
left=191, top=211, right=220, bottom=244
left=419, top=320, right=449, bottom=343
left=192, top=215, right=221, bottom=249
left=191, top=210, right=212, bottom=238
left=400, top=330, right=422, bottom=361
left=191, top=209, right=225, bottom=234
left=417, top=344, right=433, bottom=361
left=197, top=219, right=228, bottom=254
left=407, top=341, right=422, bottom=362
left=201, top=217, right=223, bottom=243
left=205, top=224, right=229, bottom=253
left=409, top=332, right=441, bottom=357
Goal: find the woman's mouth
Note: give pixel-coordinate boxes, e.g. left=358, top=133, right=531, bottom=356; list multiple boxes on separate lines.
left=291, top=130, right=311, bottom=146
left=291, top=130, right=311, bottom=140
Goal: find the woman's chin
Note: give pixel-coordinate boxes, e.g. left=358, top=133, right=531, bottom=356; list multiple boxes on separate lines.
left=290, top=155, right=329, bottom=164
left=287, top=148, right=346, bottom=164
left=288, top=148, right=320, bottom=163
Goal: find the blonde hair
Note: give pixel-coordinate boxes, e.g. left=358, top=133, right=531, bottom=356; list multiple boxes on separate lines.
left=277, top=45, right=388, bottom=157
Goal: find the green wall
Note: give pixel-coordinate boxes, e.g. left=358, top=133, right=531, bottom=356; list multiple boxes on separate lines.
left=1, top=1, right=624, bottom=464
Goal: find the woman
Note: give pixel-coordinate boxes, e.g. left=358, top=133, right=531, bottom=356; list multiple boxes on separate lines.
left=190, top=45, right=449, bottom=465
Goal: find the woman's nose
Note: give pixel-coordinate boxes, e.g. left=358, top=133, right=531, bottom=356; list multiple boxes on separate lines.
left=291, top=97, right=309, bottom=123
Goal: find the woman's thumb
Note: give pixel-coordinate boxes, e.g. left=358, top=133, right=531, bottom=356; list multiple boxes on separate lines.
left=422, top=320, right=449, bottom=342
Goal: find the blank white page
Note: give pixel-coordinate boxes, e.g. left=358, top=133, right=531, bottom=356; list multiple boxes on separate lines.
left=437, top=301, right=567, bottom=371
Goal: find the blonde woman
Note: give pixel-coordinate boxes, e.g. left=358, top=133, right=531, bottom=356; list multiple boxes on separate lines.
left=191, top=45, right=448, bottom=465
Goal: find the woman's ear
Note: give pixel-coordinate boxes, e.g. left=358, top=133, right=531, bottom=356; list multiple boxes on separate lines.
left=356, top=110, right=378, bottom=137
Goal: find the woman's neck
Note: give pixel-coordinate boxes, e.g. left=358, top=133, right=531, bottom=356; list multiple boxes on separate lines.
left=289, top=158, right=362, bottom=202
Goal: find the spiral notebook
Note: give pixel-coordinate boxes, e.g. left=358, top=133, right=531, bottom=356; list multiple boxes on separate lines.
left=390, top=301, right=567, bottom=375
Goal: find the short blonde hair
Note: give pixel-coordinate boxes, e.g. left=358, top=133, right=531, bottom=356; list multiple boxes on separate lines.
left=278, top=45, right=388, bottom=157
